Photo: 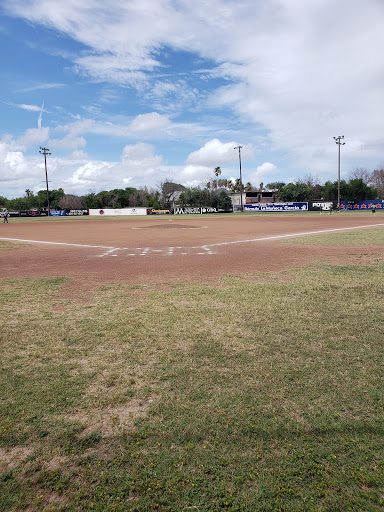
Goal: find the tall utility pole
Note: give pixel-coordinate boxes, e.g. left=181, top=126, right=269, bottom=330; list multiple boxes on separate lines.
left=234, top=145, right=243, bottom=212
left=39, top=146, right=51, bottom=214
left=333, top=136, right=345, bottom=211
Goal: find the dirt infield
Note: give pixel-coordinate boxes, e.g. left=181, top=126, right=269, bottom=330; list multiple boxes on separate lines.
left=1, top=215, right=383, bottom=286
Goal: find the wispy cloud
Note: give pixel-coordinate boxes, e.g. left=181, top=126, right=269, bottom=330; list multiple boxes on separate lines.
left=17, top=83, right=66, bottom=92
left=7, top=102, right=47, bottom=113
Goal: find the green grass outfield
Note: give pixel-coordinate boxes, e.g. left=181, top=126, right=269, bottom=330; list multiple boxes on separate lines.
left=0, top=227, right=383, bottom=511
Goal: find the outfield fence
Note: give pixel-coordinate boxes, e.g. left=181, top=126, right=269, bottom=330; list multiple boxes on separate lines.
left=3, top=200, right=383, bottom=218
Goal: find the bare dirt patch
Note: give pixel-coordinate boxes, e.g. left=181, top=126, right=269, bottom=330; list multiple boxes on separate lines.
left=0, top=446, right=34, bottom=472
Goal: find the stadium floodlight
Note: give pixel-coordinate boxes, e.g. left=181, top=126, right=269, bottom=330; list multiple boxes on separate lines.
left=333, top=136, right=345, bottom=211
left=39, top=146, right=51, bottom=214
left=234, top=145, right=243, bottom=212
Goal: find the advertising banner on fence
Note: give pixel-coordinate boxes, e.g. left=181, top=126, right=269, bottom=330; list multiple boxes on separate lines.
left=173, top=207, right=201, bottom=214
left=88, top=208, right=147, bottom=216
left=173, top=207, right=219, bottom=214
left=340, top=200, right=384, bottom=210
left=148, top=209, right=170, bottom=215
left=50, top=210, right=66, bottom=216
left=66, top=209, right=89, bottom=216
left=311, top=202, right=333, bottom=211
left=19, top=210, right=49, bottom=217
left=244, top=203, right=308, bottom=212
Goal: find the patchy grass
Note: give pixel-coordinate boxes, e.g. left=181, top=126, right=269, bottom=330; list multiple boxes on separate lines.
left=0, top=241, right=27, bottom=249
left=1, top=234, right=383, bottom=511
left=281, top=227, right=384, bottom=246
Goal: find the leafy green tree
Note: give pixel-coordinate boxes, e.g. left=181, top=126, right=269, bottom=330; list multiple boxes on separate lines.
left=323, top=179, right=376, bottom=201
left=266, top=182, right=286, bottom=192
left=146, top=190, right=161, bottom=209
left=179, top=187, right=211, bottom=207
left=7, top=197, right=30, bottom=211
left=0, top=196, right=9, bottom=208
left=49, top=188, right=65, bottom=209
left=346, top=179, right=377, bottom=201
left=81, top=193, right=101, bottom=209
left=35, top=188, right=65, bottom=209
left=96, top=190, right=114, bottom=208
left=216, top=190, right=232, bottom=210
left=279, top=182, right=313, bottom=202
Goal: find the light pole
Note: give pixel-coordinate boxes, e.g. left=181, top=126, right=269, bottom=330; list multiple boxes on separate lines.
left=39, top=146, right=51, bottom=214
left=333, top=136, right=345, bottom=211
left=234, top=145, right=243, bottom=212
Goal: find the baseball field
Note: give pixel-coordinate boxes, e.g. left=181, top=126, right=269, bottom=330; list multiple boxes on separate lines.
left=1, top=212, right=383, bottom=511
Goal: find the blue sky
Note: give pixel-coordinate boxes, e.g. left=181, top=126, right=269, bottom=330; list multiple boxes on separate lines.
left=1, top=0, right=384, bottom=199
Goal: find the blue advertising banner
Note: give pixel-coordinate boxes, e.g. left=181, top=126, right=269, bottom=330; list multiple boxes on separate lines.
left=341, top=200, right=384, bottom=210
left=244, top=203, right=308, bottom=212
left=49, top=210, right=66, bottom=216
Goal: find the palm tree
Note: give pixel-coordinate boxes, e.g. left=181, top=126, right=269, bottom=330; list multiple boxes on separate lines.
left=213, top=166, right=222, bottom=191
left=25, top=189, right=32, bottom=198
left=245, top=182, right=253, bottom=192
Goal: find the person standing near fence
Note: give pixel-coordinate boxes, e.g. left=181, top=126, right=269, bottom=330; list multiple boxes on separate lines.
left=3, top=211, right=9, bottom=223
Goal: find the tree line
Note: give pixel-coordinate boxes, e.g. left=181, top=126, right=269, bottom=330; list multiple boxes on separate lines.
left=0, top=166, right=383, bottom=211
left=0, top=181, right=233, bottom=211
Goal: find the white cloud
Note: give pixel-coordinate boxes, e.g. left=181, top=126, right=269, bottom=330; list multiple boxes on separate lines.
left=16, top=127, right=50, bottom=149
left=68, top=161, right=114, bottom=186
left=66, top=150, right=88, bottom=159
left=64, top=142, right=164, bottom=193
left=2, top=0, right=384, bottom=196
left=0, top=141, right=49, bottom=197
left=129, top=112, right=170, bottom=133
left=186, top=139, right=253, bottom=167
left=249, top=162, right=277, bottom=187
left=49, top=134, right=86, bottom=151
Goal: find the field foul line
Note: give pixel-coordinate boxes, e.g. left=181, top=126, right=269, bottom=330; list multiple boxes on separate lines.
left=198, top=223, right=384, bottom=248
left=0, top=224, right=383, bottom=257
